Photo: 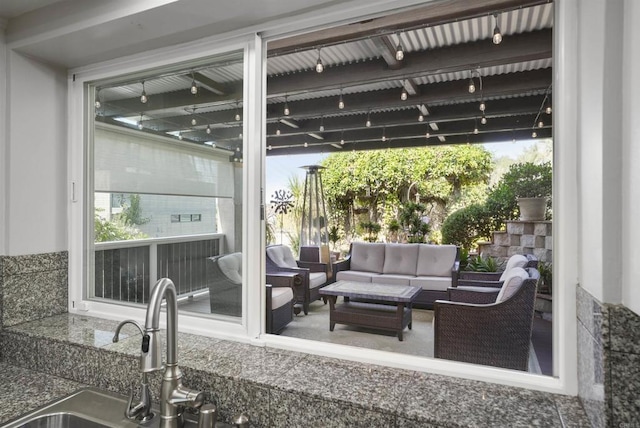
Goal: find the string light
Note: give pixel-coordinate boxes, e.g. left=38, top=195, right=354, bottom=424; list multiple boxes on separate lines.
left=137, top=113, right=144, bottom=130
left=546, top=104, right=552, bottom=114
left=206, top=124, right=211, bottom=134
left=338, top=90, right=345, bottom=109
left=532, top=131, right=538, bottom=138
left=479, top=101, right=486, bottom=112
left=365, top=111, right=371, bottom=127
left=401, top=82, right=408, bottom=101
left=315, top=49, right=324, bottom=73
left=382, top=127, right=387, bottom=142
left=493, top=14, right=503, bottom=45
left=190, top=74, right=198, bottom=95
left=425, top=131, right=430, bottom=138
left=473, top=118, right=479, bottom=134
left=418, top=113, right=424, bottom=122
left=235, top=102, right=241, bottom=121
left=319, top=117, right=325, bottom=132
left=481, top=115, right=487, bottom=125
left=95, top=90, right=101, bottom=109
left=276, top=127, right=281, bottom=136
left=304, top=142, right=308, bottom=148
left=468, top=74, right=476, bottom=94
left=178, top=132, right=183, bottom=140
left=283, top=96, right=290, bottom=116
left=395, top=33, right=404, bottom=61
left=538, top=120, right=544, bottom=128
left=140, top=81, right=148, bottom=104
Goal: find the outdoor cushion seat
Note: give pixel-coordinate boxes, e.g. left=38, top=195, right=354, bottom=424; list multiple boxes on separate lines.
left=434, top=267, right=540, bottom=371
left=336, top=270, right=378, bottom=282
left=207, top=253, right=243, bottom=316
left=371, top=274, right=413, bottom=286
left=410, top=276, right=452, bottom=292
left=266, top=244, right=329, bottom=315
left=270, top=286, right=294, bottom=310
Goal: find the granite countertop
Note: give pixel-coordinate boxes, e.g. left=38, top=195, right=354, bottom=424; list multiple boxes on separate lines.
left=0, top=314, right=592, bottom=427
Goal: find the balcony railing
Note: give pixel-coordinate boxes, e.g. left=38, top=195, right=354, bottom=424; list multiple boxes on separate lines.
left=94, top=233, right=224, bottom=304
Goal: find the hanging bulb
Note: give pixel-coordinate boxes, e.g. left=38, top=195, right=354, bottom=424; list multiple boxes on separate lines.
left=401, top=87, right=408, bottom=101
left=473, top=127, right=479, bottom=135
left=338, top=93, right=345, bottom=109
left=532, top=131, right=538, bottom=138
left=178, top=132, right=183, bottom=140
left=382, top=128, right=387, bottom=142
left=304, top=142, right=308, bottom=148
left=365, top=118, right=371, bottom=127
left=268, top=145, right=272, bottom=151
left=95, top=92, right=101, bottom=109
left=140, top=82, right=148, bottom=104
left=137, top=114, right=144, bottom=130
left=395, top=35, right=404, bottom=61
left=546, top=105, right=552, bottom=115
left=425, top=132, right=430, bottom=138
left=235, top=112, right=241, bottom=121
left=418, top=113, right=424, bottom=122
left=493, top=14, right=503, bottom=45
left=340, top=138, right=345, bottom=145
left=315, top=49, right=324, bottom=73
left=468, top=77, right=476, bottom=94
left=481, top=115, right=487, bottom=125
left=191, top=118, right=197, bottom=126
left=284, top=96, right=290, bottom=116
left=206, top=124, right=211, bottom=134
left=538, top=120, right=544, bottom=128
left=319, top=123, right=325, bottom=132
left=190, top=77, right=198, bottom=95
left=479, top=101, right=486, bottom=112
left=276, top=128, right=281, bottom=136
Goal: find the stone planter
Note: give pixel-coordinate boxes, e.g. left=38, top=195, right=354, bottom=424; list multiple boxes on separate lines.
left=517, top=197, right=546, bottom=221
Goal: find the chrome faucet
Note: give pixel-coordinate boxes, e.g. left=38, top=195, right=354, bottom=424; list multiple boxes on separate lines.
left=143, top=278, right=205, bottom=428
left=113, top=319, right=154, bottom=423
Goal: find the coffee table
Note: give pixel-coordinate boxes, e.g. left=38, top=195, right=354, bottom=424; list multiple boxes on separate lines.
left=319, top=280, right=422, bottom=341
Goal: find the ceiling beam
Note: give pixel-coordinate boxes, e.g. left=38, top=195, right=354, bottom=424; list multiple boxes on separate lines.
left=268, top=0, right=551, bottom=56
left=371, top=35, right=403, bottom=70
left=267, top=29, right=551, bottom=96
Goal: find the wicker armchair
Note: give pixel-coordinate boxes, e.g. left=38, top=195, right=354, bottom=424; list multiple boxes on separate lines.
left=434, top=267, right=540, bottom=371
left=207, top=253, right=242, bottom=316
left=458, top=254, right=538, bottom=286
left=265, top=274, right=296, bottom=334
left=266, top=245, right=328, bottom=315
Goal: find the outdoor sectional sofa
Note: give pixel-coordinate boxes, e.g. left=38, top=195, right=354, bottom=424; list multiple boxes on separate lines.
left=333, top=242, right=460, bottom=308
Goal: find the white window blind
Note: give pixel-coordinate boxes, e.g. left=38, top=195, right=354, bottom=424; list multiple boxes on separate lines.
left=94, top=123, right=234, bottom=198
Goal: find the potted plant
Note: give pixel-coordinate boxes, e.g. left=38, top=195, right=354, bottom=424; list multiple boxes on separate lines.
left=386, top=219, right=401, bottom=243
left=358, top=221, right=381, bottom=242
left=398, top=202, right=431, bottom=243
left=328, top=225, right=342, bottom=260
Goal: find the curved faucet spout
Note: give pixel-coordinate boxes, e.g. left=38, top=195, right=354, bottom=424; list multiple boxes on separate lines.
left=112, top=319, right=144, bottom=343
left=145, top=277, right=178, bottom=366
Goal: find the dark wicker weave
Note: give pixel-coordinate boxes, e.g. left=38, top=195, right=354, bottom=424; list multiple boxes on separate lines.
left=265, top=282, right=294, bottom=334
left=265, top=245, right=328, bottom=315
left=447, top=286, right=500, bottom=304
left=207, top=254, right=242, bottom=316
left=434, top=268, right=540, bottom=371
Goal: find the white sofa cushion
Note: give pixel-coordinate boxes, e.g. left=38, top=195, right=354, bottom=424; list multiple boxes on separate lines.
left=216, top=253, right=242, bottom=284
left=372, top=274, right=413, bottom=286
left=382, top=243, right=419, bottom=275
left=416, top=244, right=457, bottom=277
left=350, top=242, right=386, bottom=273
left=335, top=270, right=378, bottom=282
left=266, top=246, right=298, bottom=269
left=495, top=267, right=529, bottom=302
left=499, top=254, right=529, bottom=281
left=309, top=272, right=327, bottom=289
left=410, top=276, right=452, bottom=292
left=270, top=286, right=293, bottom=309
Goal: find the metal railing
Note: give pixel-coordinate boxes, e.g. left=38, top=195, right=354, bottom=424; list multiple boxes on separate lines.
left=94, top=234, right=224, bottom=304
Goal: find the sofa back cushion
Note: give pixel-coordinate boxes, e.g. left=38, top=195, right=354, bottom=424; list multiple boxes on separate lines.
left=495, top=267, right=529, bottom=303
left=266, top=245, right=298, bottom=269
left=499, top=254, right=529, bottom=281
left=216, top=252, right=242, bottom=284
left=382, top=244, right=419, bottom=275
left=350, top=242, right=386, bottom=273
left=415, top=244, right=457, bottom=277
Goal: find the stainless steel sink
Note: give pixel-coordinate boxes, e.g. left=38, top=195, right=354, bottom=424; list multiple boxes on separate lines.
left=0, top=388, right=213, bottom=428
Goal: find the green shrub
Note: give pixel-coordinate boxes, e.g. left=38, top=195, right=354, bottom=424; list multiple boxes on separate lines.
left=441, top=204, right=493, bottom=251
left=486, top=162, right=552, bottom=230
left=466, top=254, right=503, bottom=272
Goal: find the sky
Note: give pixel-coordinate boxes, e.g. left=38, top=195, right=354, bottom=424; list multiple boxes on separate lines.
left=265, top=140, right=539, bottom=199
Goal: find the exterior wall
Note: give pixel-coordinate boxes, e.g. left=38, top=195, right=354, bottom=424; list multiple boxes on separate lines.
left=0, top=251, right=68, bottom=328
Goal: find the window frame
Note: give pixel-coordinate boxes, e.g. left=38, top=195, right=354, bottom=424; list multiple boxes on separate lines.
left=67, top=0, right=578, bottom=395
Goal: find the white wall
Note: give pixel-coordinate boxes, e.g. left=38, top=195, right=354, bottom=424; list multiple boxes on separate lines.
left=622, top=0, right=640, bottom=314
left=6, top=51, right=67, bottom=255
left=0, top=23, right=6, bottom=255
left=576, top=0, right=624, bottom=305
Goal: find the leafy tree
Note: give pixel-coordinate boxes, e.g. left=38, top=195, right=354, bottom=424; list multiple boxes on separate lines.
left=118, top=194, right=150, bottom=226
left=94, top=211, right=147, bottom=242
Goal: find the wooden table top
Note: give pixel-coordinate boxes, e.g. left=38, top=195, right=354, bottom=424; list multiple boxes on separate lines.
left=319, top=280, right=421, bottom=303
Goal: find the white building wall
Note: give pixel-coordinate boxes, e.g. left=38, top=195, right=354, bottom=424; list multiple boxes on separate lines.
left=0, top=22, right=6, bottom=255
left=6, top=51, right=67, bottom=255
left=621, top=0, right=640, bottom=315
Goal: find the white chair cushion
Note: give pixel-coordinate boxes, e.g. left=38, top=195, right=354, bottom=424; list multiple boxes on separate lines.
left=410, top=276, right=452, bottom=292
left=415, top=245, right=457, bottom=277
left=371, top=274, right=413, bottom=286
left=216, top=253, right=242, bottom=284
left=495, top=267, right=529, bottom=302
left=266, top=246, right=298, bottom=268
left=309, top=272, right=327, bottom=289
left=382, top=244, right=419, bottom=275
left=270, top=287, right=293, bottom=309
left=350, top=242, right=386, bottom=273
left=335, top=270, right=378, bottom=282
left=499, top=255, right=529, bottom=281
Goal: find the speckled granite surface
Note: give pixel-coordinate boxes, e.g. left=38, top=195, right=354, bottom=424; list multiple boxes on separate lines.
left=0, top=313, right=591, bottom=427
left=0, top=252, right=68, bottom=327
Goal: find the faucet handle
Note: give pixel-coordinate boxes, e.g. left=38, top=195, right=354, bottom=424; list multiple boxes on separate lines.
left=197, top=403, right=217, bottom=428
left=232, top=413, right=250, bottom=428
left=124, top=377, right=153, bottom=422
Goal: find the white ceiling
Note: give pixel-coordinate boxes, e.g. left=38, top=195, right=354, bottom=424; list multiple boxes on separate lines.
left=0, top=0, right=364, bottom=68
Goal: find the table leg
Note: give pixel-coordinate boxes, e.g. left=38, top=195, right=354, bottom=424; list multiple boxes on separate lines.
left=396, top=303, right=405, bottom=341
left=327, top=296, right=337, bottom=331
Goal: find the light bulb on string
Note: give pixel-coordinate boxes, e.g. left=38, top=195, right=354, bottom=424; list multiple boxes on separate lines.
left=418, top=113, right=424, bottom=122
left=137, top=113, right=144, bottom=130
left=304, top=142, right=308, bottom=148
left=546, top=105, right=552, bottom=115
left=395, top=34, right=404, bottom=61
left=319, top=117, right=325, bottom=132
left=206, top=124, right=211, bottom=134
left=190, top=74, right=198, bottom=95
left=235, top=102, right=241, bottom=121
left=276, top=128, right=281, bottom=136
left=481, top=115, right=487, bottom=125
left=140, top=81, right=148, bottom=104
left=315, top=49, right=324, bottom=73
left=338, top=91, right=345, bottom=109
left=538, top=121, right=544, bottom=128
left=382, top=128, right=387, bottom=142
left=365, top=111, right=371, bottom=128
left=283, top=96, right=290, bottom=116
left=95, top=91, right=101, bottom=109
left=178, top=132, right=183, bottom=140
left=401, top=86, right=408, bottom=101
left=492, top=14, right=503, bottom=45
left=425, top=131, right=430, bottom=139
left=468, top=77, right=476, bottom=94
left=532, top=131, right=538, bottom=138
left=479, top=101, right=486, bottom=112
